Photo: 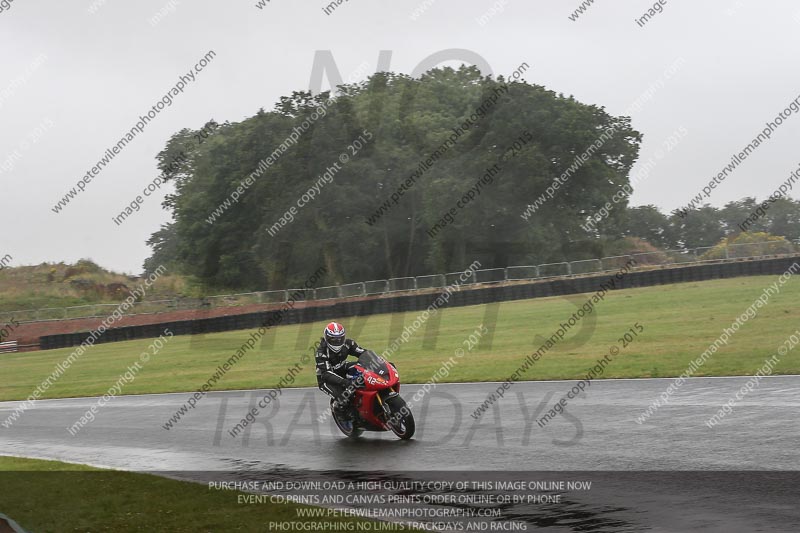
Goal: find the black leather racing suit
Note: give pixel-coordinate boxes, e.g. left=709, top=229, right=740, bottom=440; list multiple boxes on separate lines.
left=315, top=337, right=366, bottom=403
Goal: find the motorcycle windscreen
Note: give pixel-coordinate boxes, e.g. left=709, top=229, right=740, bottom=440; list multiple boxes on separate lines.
left=358, top=350, right=390, bottom=375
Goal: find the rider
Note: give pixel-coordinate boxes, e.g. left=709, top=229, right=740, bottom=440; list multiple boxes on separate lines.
left=315, top=321, right=368, bottom=419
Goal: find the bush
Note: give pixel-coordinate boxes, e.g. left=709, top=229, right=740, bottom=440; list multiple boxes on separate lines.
left=700, top=232, right=798, bottom=260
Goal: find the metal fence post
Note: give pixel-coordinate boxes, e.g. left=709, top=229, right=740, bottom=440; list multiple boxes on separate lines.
left=566, top=262, right=572, bottom=276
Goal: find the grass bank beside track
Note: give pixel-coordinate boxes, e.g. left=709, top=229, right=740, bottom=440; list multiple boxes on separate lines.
left=0, top=456, right=395, bottom=532
left=1, top=277, right=799, bottom=402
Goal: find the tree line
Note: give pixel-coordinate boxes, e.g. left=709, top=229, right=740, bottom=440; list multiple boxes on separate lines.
left=143, top=66, right=798, bottom=291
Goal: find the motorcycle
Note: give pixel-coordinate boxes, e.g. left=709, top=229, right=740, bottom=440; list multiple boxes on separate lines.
left=330, top=350, right=415, bottom=440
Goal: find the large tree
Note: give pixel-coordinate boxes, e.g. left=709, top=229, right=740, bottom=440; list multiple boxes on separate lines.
left=146, top=67, right=642, bottom=290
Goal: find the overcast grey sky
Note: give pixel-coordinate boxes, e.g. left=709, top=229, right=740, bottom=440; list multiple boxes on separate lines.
left=1, top=0, right=799, bottom=273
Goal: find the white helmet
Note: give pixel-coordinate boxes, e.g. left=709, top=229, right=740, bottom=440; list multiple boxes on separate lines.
left=324, top=322, right=346, bottom=353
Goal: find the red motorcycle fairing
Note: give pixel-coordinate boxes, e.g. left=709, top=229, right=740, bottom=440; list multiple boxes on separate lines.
left=333, top=349, right=414, bottom=439
left=347, top=353, right=400, bottom=431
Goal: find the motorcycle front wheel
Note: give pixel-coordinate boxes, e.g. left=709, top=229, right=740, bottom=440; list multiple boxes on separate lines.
left=385, top=395, right=415, bottom=440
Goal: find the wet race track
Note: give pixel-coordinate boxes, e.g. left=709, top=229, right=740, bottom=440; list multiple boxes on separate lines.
left=2, top=377, right=799, bottom=532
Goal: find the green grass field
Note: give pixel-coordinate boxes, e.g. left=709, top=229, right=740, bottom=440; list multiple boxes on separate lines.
left=0, top=456, right=385, bottom=532
left=1, top=276, right=798, bottom=402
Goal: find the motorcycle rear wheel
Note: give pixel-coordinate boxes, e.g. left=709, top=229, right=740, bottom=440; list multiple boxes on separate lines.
left=331, top=402, right=363, bottom=438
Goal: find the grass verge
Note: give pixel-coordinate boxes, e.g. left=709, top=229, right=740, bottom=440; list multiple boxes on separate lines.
left=1, top=276, right=798, bottom=402
left=0, top=456, right=393, bottom=532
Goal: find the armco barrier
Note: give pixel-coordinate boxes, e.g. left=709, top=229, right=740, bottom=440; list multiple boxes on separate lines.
left=39, top=256, right=800, bottom=351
